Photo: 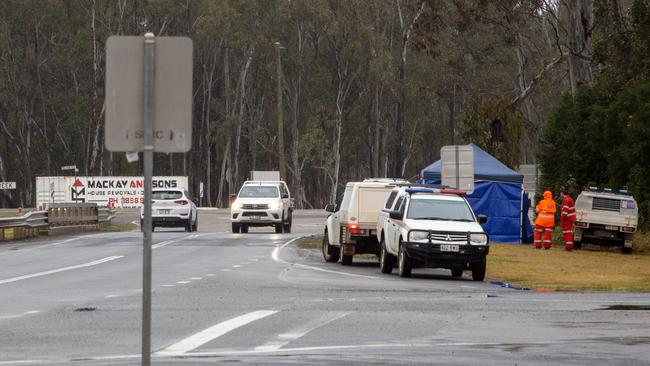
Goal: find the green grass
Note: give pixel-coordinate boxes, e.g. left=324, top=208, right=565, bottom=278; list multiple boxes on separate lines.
left=0, top=213, right=19, bottom=218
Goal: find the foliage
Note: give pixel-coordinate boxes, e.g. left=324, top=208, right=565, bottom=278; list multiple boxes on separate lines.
left=540, top=0, right=650, bottom=227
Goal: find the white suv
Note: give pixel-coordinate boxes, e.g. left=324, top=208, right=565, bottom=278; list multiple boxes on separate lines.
left=376, top=187, right=489, bottom=280
left=141, top=189, right=198, bottom=232
left=231, top=181, right=293, bottom=233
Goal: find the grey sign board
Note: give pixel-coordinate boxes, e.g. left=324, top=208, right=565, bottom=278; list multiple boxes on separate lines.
left=105, top=36, right=193, bottom=153
left=441, top=145, right=474, bottom=194
left=0, top=182, right=16, bottom=190
left=518, top=164, right=538, bottom=193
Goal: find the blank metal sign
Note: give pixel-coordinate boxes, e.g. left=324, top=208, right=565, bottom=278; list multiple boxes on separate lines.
left=441, top=145, right=474, bottom=194
left=105, top=36, right=193, bottom=153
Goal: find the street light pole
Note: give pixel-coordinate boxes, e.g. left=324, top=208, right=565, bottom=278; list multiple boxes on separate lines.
left=274, top=42, right=286, bottom=181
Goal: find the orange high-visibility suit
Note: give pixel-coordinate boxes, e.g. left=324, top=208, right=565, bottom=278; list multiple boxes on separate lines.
left=561, top=194, right=576, bottom=251
left=534, top=191, right=556, bottom=249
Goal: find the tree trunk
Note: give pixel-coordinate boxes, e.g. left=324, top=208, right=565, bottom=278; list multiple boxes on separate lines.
left=564, top=0, right=593, bottom=97
left=216, top=139, right=231, bottom=208
left=234, top=49, right=253, bottom=191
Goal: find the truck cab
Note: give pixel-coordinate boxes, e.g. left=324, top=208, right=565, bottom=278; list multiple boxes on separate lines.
left=377, top=186, right=489, bottom=280
left=574, top=187, right=638, bottom=253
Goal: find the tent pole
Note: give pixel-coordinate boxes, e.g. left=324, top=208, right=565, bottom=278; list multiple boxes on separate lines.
left=520, top=184, right=524, bottom=244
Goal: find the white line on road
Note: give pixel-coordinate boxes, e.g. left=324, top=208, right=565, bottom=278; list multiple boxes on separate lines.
left=254, top=311, right=351, bottom=351
left=232, top=265, right=242, bottom=268
left=206, top=274, right=216, bottom=277
left=191, top=277, right=203, bottom=280
left=161, top=284, right=175, bottom=287
left=0, top=256, right=124, bottom=285
left=221, top=269, right=232, bottom=272
left=156, top=310, right=278, bottom=356
left=23, top=310, right=40, bottom=315
left=105, top=294, right=120, bottom=298
left=176, top=281, right=191, bottom=284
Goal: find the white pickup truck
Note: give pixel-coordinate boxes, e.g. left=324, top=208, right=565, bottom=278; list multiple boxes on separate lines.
left=322, top=179, right=407, bottom=265
left=376, top=186, right=489, bottom=280
left=231, top=181, right=293, bottom=233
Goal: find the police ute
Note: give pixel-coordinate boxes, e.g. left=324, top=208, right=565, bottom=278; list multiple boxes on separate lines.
left=574, top=186, right=638, bottom=254
left=376, top=186, right=489, bottom=280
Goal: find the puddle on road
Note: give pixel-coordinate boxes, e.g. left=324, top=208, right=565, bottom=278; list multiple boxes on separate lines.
left=599, top=304, right=650, bottom=311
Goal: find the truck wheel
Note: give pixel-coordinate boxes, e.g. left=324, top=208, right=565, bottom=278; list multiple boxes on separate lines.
left=398, top=244, right=412, bottom=278
left=451, top=269, right=463, bottom=278
left=283, top=213, right=292, bottom=233
left=471, top=258, right=486, bottom=281
left=232, top=223, right=240, bottom=233
left=341, top=254, right=353, bottom=266
left=241, top=225, right=249, bottom=233
left=322, top=231, right=340, bottom=263
left=275, top=223, right=283, bottom=233
left=379, top=239, right=394, bottom=274
left=573, top=241, right=582, bottom=250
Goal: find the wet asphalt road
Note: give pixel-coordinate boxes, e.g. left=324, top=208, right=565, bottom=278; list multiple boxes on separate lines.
left=0, top=209, right=649, bottom=365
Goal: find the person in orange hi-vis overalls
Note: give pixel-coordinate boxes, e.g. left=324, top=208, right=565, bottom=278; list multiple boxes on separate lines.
left=534, top=190, right=556, bottom=249
left=560, top=188, right=576, bottom=251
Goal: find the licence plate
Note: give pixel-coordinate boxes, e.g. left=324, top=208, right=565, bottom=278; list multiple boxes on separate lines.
left=605, top=225, right=618, bottom=231
left=250, top=216, right=260, bottom=220
left=440, top=244, right=459, bottom=252
left=159, top=209, right=170, bottom=214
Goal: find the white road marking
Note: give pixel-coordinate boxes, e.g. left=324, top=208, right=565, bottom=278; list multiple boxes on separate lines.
left=272, top=238, right=381, bottom=280
left=221, top=269, right=232, bottom=272
left=156, top=310, right=278, bottom=356
left=0, top=256, right=124, bottom=285
left=255, top=311, right=351, bottom=351
left=232, top=265, right=242, bottom=268
left=161, top=284, right=175, bottom=288
left=206, top=274, right=216, bottom=277
left=105, top=294, right=120, bottom=298
left=152, top=233, right=211, bottom=249
left=176, top=281, right=191, bottom=284
left=191, top=277, right=203, bottom=280
left=250, top=259, right=259, bottom=262
left=24, top=310, right=40, bottom=315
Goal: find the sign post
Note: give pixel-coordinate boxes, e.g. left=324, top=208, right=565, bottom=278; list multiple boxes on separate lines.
left=105, top=33, right=192, bottom=366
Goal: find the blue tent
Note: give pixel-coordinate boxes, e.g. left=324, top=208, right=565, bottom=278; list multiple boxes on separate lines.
left=419, top=144, right=533, bottom=244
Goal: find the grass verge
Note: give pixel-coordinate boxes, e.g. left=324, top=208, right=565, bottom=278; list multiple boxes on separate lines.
left=0, top=212, right=19, bottom=218
left=488, top=238, right=650, bottom=292
left=100, top=222, right=138, bottom=232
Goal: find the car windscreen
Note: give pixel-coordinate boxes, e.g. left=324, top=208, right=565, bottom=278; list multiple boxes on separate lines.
left=239, top=186, right=279, bottom=198
left=152, top=191, right=183, bottom=200
left=407, top=198, right=474, bottom=221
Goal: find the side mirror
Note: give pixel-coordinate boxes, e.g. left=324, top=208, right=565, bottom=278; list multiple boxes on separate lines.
left=477, top=214, right=488, bottom=224
left=325, top=204, right=337, bottom=213
left=282, top=193, right=289, bottom=199
left=389, top=211, right=404, bottom=221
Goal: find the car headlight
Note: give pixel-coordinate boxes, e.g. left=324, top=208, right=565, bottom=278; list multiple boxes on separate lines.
left=269, top=201, right=280, bottom=210
left=470, top=233, right=488, bottom=245
left=410, top=231, right=429, bottom=242
left=232, top=202, right=242, bottom=210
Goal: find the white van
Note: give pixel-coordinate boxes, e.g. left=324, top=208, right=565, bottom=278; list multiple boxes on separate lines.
left=322, top=179, right=407, bottom=265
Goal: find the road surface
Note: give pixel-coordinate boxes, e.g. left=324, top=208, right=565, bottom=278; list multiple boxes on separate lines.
left=1, top=209, right=649, bottom=365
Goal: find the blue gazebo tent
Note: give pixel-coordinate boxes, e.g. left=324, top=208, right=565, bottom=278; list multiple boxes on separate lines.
left=419, top=144, right=533, bottom=243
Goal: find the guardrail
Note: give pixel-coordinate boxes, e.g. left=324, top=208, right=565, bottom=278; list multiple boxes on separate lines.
left=0, top=204, right=114, bottom=241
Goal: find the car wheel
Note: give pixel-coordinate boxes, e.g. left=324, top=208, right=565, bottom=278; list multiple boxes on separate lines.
left=322, top=230, right=340, bottom=263
left=398, top=244, right=412, bottom=278
left=283, top=213, right=292, bottom=233
left=573, top=241, right=582, bottom=250
left=341, top=254, right=353, bottom=266
left=140, top=220, right=144, bottom=232
left=471, top=258, right=487, bottom=281
left=451, top=269, right=463, bottom=278
left=185, top=217, right=192, bottom=232
left=193, top=217, right=198, bottom=232
left=232, top=223, right=240, bottom=233
left=241, top=225, right=249, bottom=233
left=151, top=225, right=155, bottom=232
left=379, top=238, right=394, bottom=274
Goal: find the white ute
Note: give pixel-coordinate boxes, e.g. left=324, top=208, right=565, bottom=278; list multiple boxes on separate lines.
left=141, top=188, right=198, bottom=232
left=376, top=186, right=489, bottom=280
left=322, top=179, right=407, bottom=265
left=574, top=187, right=638, bottom=253
left=231, top=181, right=293, bottom=233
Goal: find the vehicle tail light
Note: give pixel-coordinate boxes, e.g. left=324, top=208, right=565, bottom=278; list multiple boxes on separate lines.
left=174, top=200, right=189, bottom=205
left=348, top=224, right=362, bottom=235
left=622, top=226, right=635, bottom=233
left=575, top=221, right=588, bottom=228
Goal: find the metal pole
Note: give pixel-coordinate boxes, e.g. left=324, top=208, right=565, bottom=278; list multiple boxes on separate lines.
left=274, top=42, right=286, bottom=181
left=142, top=32, right=155, bottom=366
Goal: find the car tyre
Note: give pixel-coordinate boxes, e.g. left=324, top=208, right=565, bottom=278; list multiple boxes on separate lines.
left=379, top=238, right=394, bottom=274
left=341, top=254, right=353, bottom=266
left=283, top=212, right=292, bottom=233
left=398, top=243, right=412, bottom=278
left=471, top=258, right=487, bottom=281
left=192, top=216, right=198, bottom=232
left=232, top=223, right=240, bottom=233
left=241, top=225, right=249, bottom=233
left=573, top=241, right=582, bottom=250
left=322, top=230, right=340, bottom=263
left=451, top=269, right=463, bottom=278
left=185, top=218, right=192, bottom=232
